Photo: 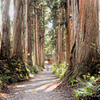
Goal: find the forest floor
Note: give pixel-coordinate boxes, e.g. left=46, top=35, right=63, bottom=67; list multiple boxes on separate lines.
left=0, top=66, right=76, bottom=100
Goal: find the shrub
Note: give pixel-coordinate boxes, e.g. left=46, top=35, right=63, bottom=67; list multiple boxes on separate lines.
left=51, top=62, right=68, bottom=79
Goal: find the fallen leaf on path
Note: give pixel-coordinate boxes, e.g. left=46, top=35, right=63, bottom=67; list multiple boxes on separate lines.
left=0, top=94, right=3, bottom=97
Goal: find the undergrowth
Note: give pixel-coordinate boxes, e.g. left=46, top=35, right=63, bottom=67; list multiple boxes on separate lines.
left=51, top=62, right=68, bottom=79
left=26, top=64, right=43, bottom=77
left=74, top=75, right=100, bottom=100
left=0, top=58, right=43, bottom=92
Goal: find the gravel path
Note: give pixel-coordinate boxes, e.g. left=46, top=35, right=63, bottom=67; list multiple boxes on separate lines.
left=0, top=67, right=76, bottom=100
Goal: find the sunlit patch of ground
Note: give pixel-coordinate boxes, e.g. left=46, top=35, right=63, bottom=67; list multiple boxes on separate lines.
left=0, top=66, right=75, bottom=100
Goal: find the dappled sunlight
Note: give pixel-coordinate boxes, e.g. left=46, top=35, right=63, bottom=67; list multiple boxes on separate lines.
left=0, top=67, right=62, bottom=99
left=45, top=83, right=60, bottom=92
left=33, top=82, right=60, bottom=92
left=15, top=84, right=27, bottom=88
left=0, top=93, right=7, bottom=98
left=34, top=84, right=48, bottom=91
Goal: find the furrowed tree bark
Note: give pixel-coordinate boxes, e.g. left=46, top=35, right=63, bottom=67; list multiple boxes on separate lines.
left=64, top=0, right=100, bottom=83
left=58, top=7, right=63, bottom=64
left=41, top=7, right=45, bottom=68
left=21, top=0, right=25, bottom=59
left=25, top=0, right=33, bottom=66
left=1, top=0, right=10, bottom=60
left=36, top=8, right=39, bottom=66
left=33, top=7, right=37, bottom=65
left=38, top=7, right=42, bottom=67
left=12, top=0, right=24, bottom=59
left=65, top=0, right=71, bottom=65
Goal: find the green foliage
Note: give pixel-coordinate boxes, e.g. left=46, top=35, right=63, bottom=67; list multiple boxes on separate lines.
left=51, top=62, right=67, bottom=79
left=82, top=73, right=91, bottom=80
left=69, top=79, right=78, bottom=86
left=0, top=58, right=29, bottom=89
left=74, top=76, right=100, bottom=99
left=33, top=65, right=43, bottom=74
left=10, top=59, right=29, bottom=82
left=26, top=63, right=35, bottom=74
left=26, top=63, right=43, bottom=77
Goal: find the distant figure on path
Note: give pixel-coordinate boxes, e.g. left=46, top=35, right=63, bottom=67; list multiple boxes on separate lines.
left=45, top=60, right=49, bottom=71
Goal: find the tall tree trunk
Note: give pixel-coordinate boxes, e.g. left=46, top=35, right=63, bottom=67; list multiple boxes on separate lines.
left=58, top=7, right=63, bottom=64
left=33, top=7, right=37, bottom=65
left=55, top=37, right=58, bottom=65
left=65, top=0, right=71, bottom=65
left=11, top=0, right=29, bottom=80
left=71, top=0, right=75, bottom=44
left=21, top=1, right=25, bottom=59
left=1, top=0, right=10, bottom=60
left=41, top=7, right=45, bottom=68
left=36, top=8, right=39, bottom=66
left=65, top=0, right=100, bottom=83
left=0, top=0, right=3, bottom=54
left=12, top=0, right=23, bottom=59
left=25, top=0, right=32, bottom=66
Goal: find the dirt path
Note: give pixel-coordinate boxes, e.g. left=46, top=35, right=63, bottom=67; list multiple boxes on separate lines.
left=0, top=67, right=76, bottom=100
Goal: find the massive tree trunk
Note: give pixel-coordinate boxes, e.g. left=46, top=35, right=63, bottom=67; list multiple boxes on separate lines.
left=11, top=0, right=29, bottom=81
left=65, top=0, right=71, bottom=65
left=12, top=0, right=23, bottom=59
left=65, top=0, right=100, bottom=83
left=25, top=0, right=32, bottom=66
left=1, top=0, right=10, bottom=60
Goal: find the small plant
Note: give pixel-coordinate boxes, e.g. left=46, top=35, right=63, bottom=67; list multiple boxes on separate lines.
left=74, top=76, right=100, bottom=99
left=82, top=73, right=91, bottom=80
left=69, top=79, right=78, bottom=86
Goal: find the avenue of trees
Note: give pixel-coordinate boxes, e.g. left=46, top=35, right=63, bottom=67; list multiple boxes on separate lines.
left=0, top=0, right=100, bottom=97
left=0, top=0, right=45, bottom=89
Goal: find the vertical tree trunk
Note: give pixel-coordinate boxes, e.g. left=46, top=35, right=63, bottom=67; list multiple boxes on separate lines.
left=36, top=8, right=39, bottom=66
left=25, top=0, right=32, bottom=66
left=11, top=0, right=29, bottom=81
left=55, top=37, right=58, bottom=65
left=21, top=0, right=25, bottom=59
left=58, top=7, right=63, bottom=63
left=0, top=0, right=3, bottom=54
left=65, top=0, right=100, bottom=82
left=71, top=0, right=75, bottom=44
left=33, top=7, right=37, bottom=65
left=65, top=0, right=71, bottom=65
left=12, top=0, right=23, bottom=59
left=41, top=7, right=45, bottom=68
left=1, top=0, right=10, bottom=60
left=76, top=0, right=99, bottom=64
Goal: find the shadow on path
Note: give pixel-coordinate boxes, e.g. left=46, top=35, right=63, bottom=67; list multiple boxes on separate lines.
left=0, top=66, right=76, bottom=100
